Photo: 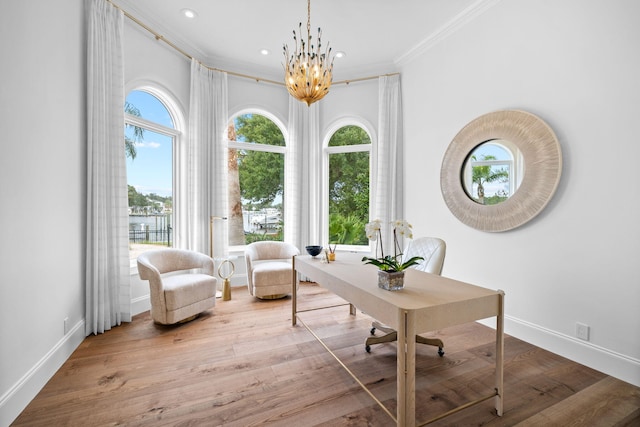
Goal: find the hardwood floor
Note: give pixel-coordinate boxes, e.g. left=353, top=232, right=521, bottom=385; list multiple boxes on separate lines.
left=13, top=283, right=640, bottom=426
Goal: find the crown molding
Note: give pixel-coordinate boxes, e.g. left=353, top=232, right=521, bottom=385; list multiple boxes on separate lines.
left=395, top=0, right=502, bottom=67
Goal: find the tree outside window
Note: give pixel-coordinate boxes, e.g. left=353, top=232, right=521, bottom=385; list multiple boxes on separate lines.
left=327, top=125, right=371, bottom=246
left=227, top=114, right=285, bottom=245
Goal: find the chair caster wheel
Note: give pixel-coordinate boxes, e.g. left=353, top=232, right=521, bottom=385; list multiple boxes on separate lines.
left=438, top=347, right=445, bottom=357
left=365, top=345, right=371, bottom=353
left=370, top=327, right=376, bottom=335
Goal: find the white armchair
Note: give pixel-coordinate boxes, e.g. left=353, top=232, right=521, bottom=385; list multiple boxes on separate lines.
left=137, top=249, right=217, bottom=325
left=245, top=241, right=300, bottom=299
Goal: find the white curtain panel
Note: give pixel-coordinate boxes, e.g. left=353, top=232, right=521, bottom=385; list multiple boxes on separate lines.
left=85, top=0, right=130, bottom=335
left=177, top=59, right=229, bottom=257
left=285, top=98, right=321, bottom=251
left=373, top=75, right=405, bottom=254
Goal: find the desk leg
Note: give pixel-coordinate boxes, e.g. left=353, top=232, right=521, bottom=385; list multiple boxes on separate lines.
left=397, top=310, right=416, bottom=427
left=292, top=256, right=297, bottom=326
left=495, top=290, right=505, bottom=416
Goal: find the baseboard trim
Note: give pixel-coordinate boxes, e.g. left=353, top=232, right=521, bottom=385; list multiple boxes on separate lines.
left=478, top=315, right=640, bottom=387
left=131, top=294, right=150, bottom=316
left=0, top=319, right=85, bottom=426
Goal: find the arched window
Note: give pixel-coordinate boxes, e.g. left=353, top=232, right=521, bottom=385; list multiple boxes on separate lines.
left=124, top=89, right=179, bottom=261
left=227, top=112, right=286, bottom=246
left=325, top=124, right=372, bottom=249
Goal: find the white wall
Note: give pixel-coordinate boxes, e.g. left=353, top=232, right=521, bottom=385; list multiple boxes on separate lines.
left=401, top=0, right=640, bottom=385
left=0, top=1, right=87, bottom=424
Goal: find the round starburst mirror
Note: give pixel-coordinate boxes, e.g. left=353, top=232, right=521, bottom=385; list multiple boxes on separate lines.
left=441, top=110, right=562, bottom=232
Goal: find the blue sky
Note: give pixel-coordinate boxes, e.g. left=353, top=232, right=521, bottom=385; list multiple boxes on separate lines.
left=125, top=90, right=173, bottom=197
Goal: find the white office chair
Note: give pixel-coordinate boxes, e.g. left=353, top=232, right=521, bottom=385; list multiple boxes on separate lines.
left=365, top=237, right=447, bottom=355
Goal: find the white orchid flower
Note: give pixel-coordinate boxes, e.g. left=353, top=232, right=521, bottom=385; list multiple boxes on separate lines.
left=365, top=219, right=382, bottom=240
left=362, top=219, right=422, bottom=272
left=393, top=219, right=413, bottom=237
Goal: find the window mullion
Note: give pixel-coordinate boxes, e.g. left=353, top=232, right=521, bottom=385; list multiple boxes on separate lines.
left=125, top=113, right=179, bottom=137
left=326, top=144, right=371, bottom=154
left=228, top=140, right=286, bottom=154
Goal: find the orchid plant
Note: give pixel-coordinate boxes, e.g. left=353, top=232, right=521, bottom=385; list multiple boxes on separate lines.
left=361, top=219, right=423, bottom=272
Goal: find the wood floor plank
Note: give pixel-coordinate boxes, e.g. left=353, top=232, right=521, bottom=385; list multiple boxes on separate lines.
left=11, top=283, right=640, bottom=426
left=514, top=376, right=640, bottom=427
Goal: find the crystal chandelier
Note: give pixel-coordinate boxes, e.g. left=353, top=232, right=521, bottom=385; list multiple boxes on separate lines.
left=283, top=0, right=334, bottom=106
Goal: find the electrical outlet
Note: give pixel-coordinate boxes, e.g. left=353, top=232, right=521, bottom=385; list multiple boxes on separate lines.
left=64, top=317, right=69, bottom=335
left=576, top=322, right=590, bottom=341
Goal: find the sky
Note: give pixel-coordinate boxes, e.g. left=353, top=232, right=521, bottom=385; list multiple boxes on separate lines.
left=125, top=90, right=174, bottom=197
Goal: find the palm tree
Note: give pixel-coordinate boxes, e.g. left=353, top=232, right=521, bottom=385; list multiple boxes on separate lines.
left=227, top=122, right=246, bottom=245
left=125, top=101, right=144, bottom=160
left=329, top=214, right=367, bottom=245
left=471, top=154, right=509, bottom=204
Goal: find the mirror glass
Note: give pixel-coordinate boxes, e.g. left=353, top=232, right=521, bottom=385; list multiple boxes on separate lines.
left=461, top=139, right=524, bottom=205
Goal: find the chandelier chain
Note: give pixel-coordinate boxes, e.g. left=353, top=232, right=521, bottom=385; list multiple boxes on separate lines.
left=307, top=0, right=311, bottom=36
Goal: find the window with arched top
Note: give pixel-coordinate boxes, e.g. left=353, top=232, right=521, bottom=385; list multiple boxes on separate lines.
left=227, top=112, right=286, bottom=246
left=124, top=89, right=179, bottom=261
left=325, top=124, right=372, bottom=248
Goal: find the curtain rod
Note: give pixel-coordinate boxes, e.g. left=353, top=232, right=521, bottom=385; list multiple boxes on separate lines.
left=107, top=0, right=399, bottom=87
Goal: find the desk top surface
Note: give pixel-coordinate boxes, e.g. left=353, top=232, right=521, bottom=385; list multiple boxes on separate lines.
left=295, top=253, right=502, bottom=330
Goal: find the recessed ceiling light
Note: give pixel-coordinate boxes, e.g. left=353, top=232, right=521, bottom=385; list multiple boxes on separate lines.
left=181, top=8, right=197, bottom=19
left=335, top=51, right=346, bottom=59
left=260, top=49, right=270, bottom=56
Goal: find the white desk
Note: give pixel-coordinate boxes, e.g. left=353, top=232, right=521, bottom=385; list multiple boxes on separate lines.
left=292, top=253, right=504, bottom=426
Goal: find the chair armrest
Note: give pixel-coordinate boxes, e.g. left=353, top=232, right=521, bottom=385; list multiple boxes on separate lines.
left=137, top=256, right=161, bottom=282
left=244, top=252, right=254, bottom=287
left=282, top=244, right=301, bottom=259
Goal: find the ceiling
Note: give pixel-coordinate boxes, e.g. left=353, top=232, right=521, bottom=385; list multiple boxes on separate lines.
left=114, top=0, right=484, bottom=82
